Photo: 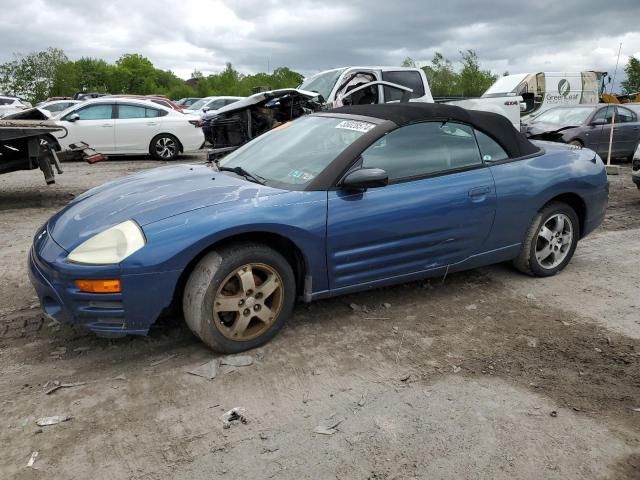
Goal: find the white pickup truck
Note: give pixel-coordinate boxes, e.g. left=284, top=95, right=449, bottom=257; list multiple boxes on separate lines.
left=298, top=66, right=523, bottom=129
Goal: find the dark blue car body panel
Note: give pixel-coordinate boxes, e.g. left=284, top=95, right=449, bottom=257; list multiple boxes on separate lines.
left=29, top=139, right=608, bottom=337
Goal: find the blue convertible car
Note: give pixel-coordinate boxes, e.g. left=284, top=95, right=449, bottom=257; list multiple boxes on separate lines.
left=29, top=103, right=608, bottom=352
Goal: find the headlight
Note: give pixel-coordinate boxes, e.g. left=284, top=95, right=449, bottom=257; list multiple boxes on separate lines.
left=67, top=220, right=145, bottom=265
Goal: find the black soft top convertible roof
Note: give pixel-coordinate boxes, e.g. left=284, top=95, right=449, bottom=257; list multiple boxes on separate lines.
left=330, top=103, right=540, bottom=159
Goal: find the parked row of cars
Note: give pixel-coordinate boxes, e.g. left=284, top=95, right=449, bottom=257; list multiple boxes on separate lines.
left=1, top=93, right=249, bottom=161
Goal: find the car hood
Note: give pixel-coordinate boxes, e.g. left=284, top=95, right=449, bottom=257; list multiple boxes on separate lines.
left=0, top=107, right=51, bottom=120
left=203, top=88, right=320, bottom=120
left=47, top=164, right=286, bottom=251
left=525, top=121, right=580, bottom=137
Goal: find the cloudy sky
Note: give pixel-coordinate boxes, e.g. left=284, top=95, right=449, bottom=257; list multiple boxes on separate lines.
left=1, top=0, right=639, bottom=85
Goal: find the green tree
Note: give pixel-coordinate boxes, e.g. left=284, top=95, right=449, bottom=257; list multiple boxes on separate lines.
left=621, top=56, right=640, bottom=94
left=115, top=53, right=157, bottom=93
left=457, top=49, right=496, bottom=97
left=422, top=52, right=459, bottom=97
left=0, top=47, right=68, bottom=102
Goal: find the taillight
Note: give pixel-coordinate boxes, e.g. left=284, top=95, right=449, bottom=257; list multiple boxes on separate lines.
left=189, top=120, right=202, bottom=128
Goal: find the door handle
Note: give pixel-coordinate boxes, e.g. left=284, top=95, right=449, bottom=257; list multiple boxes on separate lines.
left=101, top=124, right=113, bottom=127
left=146, top=122, right=158, bottom=126
left=469, top=186, right=491, bottom=202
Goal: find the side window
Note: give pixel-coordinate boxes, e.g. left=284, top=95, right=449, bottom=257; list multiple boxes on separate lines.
left=74, top=104, right=113, bottom=120
left=225, top=99, right=239, bottom=106
left=592, top=106, right=616, bottom=124
left=206, top=99, right=227, bottom=110
left=145, top=108, right=163, bottom=118
left=475, top=130, right=509, bottom=162
left=616, top=106, right=635, bottom=123
left=381, top=71, right=426, bottom=102
left=119, top=105, right=147, bottom=119
left=361, top=122, right=482, bottom=181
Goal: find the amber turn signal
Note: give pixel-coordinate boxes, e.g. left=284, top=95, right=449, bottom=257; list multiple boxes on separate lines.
left=75, top=279, right=121, bottom=293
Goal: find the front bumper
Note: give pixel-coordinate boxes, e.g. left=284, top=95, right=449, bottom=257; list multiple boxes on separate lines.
left=28, top=230, right=181, bottom=337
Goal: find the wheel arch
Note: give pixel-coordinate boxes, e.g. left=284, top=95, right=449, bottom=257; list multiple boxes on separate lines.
left=151, top=132, right=184, bottom=153
left=170, top=231, right=309, bottom=316
left=543, top=192, right=587, bottom=238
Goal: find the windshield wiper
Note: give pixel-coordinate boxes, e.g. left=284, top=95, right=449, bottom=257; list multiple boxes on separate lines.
left=217, top=165, right=266, bottom=185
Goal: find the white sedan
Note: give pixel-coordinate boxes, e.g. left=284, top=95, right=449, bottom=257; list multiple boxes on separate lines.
left=52, top=98, right=204, bottom=160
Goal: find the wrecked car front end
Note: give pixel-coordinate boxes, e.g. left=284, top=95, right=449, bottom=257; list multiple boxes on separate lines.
left=202, top=89, right=324, bottom=160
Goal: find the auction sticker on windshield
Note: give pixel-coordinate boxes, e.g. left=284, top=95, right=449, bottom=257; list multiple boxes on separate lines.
left=335, top=120, right=375, bottom=133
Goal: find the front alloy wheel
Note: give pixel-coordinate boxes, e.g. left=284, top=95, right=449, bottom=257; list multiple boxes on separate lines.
left=183, top=243, right=296, bottom=353
left=214, top=263, right=284, bottom=341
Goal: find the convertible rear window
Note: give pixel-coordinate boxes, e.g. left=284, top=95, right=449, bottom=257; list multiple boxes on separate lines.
left=219, top=116, right=372, bottom=187
left=475, top=130, right=508, bottom=162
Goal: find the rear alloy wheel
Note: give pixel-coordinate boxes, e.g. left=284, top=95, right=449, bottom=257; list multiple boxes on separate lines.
left=513, top=202, right=580, bottom=277
left=150, top=134, right=180, bottom=161
left=183, top=243, right=295, bottom=353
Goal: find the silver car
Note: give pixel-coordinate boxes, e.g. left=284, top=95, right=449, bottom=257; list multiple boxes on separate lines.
left=524, top=104, right=640, bottom=160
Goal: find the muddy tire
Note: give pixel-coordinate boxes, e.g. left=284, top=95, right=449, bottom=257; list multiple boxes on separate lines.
left=182, top=243, right=296, bottom=353
left=150, top=133, right=180, bottom=161
left=513, top=202, right=580, bottom=277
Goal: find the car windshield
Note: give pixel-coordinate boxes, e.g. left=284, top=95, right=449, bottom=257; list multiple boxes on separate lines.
left=534, top=107, right=595, bottom=125
left=299, top=69, right=346, bottom=100
left=188, top=98, right=212, bottom=110
left=219, top=115, right=375, bottom=188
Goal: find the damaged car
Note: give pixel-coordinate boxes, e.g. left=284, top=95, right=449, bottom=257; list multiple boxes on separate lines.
left=524, top=104, right=640, bottom=160
left=202, top=68, right=420, bottom=159
left=201, top=88, right=325, bottom=158
left=29, top=103, right=608, bottom=353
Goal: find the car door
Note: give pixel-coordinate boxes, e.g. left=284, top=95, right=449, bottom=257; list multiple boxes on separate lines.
left=331, top=70, right=380, bottom=107
left=58, top=103, right=116, bottom=153
left=584, top=105, right=628, bottom=158
left=114, top=103, right=163, bottom=153
left=613, top=106, right=640, bottom=156
left=326, top=121, right=496, bottom=291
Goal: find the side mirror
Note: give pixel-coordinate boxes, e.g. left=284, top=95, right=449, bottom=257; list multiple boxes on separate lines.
left=202, top=107, right=210, bottom=112
left=342, top=168, right=388, bottom=190
left=591, top=118, right=607, bottom=126
left=67, top=113, right=80, bottom=122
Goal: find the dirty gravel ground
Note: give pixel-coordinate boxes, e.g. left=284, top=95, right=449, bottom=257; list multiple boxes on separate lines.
left=1, top=156, right=639, bottom=479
